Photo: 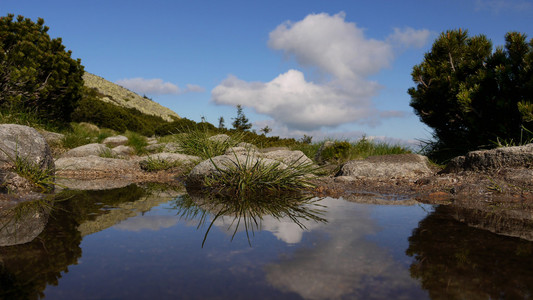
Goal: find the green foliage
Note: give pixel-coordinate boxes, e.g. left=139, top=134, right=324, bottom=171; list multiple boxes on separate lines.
left=61, top=122, right=115, bottom=149
left=72, top=87, right=169, bottom=136
left=409, top=29, right=533, bottom=161
left=312, top=137, right=411, bottom=164
left=172, top=128, right=244, bottom=159
left=321, top=141, right=351, bottom=161
left=125, top=130, right=148, bottom=155
left=231, top=105, right=252, bottom=131
left=0, top=14, right=84, bottom=124
left=154, top=117, right=216, bottom=135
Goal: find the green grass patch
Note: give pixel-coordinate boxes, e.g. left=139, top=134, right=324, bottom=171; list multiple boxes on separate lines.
left=170, top=128, right=245, bottom=159
left=125, top=130, right=148, bottom=155
left=203, top=153, right=319, bottom=196
left=140, top=157, right=183, bottom=172
left=11, top=155, right=55, bottom=192
left=61, top=123, right=116, bottom=149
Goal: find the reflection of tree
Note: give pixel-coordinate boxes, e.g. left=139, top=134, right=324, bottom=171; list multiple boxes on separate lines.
left=0, top=184, right=148, bottom=299
left=406, top=205, right=533, bottom=300
left=170, top=192, right=327, bottom=247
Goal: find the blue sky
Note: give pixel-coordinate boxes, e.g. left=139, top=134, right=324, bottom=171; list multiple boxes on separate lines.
left=2, top=0, right=532, bottom=145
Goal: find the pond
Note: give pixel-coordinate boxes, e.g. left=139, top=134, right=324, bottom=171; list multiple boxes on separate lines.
left=1, top=184, right=532, bottom=299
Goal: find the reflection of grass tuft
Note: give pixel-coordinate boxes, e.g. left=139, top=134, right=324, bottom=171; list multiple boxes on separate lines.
left=171, top=193, right=327, bottom=247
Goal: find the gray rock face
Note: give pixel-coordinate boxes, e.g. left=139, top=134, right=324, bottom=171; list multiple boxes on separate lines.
left=0, top=124, right=54, bottom=171
left=112, top=145, right=134, bottom=156
left=61, top=143, right=110, bottom=158
left=163, top=142, right=183, bottom=153
left=55, top=156, right=138, bottom=172
left=263, top=150, right=313, bottom=166
left=336, top=154, right=432, bottom=179
left=39, top=130, right=65, bottom=146
left=142, top=152, right=200, bottom=165
left=102, top=135, right=129, bottom=147
left=444, top=143, right=533, bottom=173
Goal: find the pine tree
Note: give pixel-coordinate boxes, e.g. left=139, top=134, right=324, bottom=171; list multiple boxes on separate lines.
left=0, top=14, right=84, bottom=123
left=231, top=105, right=252, bottom=131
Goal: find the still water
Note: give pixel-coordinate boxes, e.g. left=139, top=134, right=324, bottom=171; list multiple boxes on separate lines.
left=1, top=184, right=532, bottom=299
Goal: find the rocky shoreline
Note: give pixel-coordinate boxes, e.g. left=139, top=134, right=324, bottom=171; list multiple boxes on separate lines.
left=1, top=124, right=532, bottom=240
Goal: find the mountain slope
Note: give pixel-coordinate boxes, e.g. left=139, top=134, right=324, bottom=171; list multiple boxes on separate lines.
left=83, top=72, right=180, bottom=122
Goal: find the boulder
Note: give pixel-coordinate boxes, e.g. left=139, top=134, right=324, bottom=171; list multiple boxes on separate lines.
left=112, top=145, right=135, bottom=156
left=443, top=143, right=533, bottom=173
left=102, top=135, right=129, bottom=147
left=163, top=142, right=183, bottom=153
left=0, top=124, right=54, bottom=171
left=38, top=130, right=65, bottom=147
left=336, top=154, right=432, bottom=179
left=208, top=134, right=230, bottom=143
left=263, top=150, right=314, bottom=166
left=61, top=143, right=110, bottom=158
left=55, top=155, right=138, bottom=173
left=141, top=152, right=200, bottom=165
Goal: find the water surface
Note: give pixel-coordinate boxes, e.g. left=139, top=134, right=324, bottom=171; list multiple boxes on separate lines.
left=1, top=185, right=532, bottom=299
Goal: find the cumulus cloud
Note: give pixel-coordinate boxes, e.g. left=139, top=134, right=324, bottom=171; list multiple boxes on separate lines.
left=387, top=27, right=431, bottom=49
left=116, top=77, right=204, bottom=95
left=211, top=12, right=430, bottom=131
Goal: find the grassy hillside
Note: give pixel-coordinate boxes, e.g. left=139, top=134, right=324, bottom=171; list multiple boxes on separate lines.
left=83, top=72, right=180, bottom=122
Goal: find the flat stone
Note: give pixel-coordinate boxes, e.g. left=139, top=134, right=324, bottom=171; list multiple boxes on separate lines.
left=102, top=135, right=129, bottom=147
left=61, top=143, right=110, bottom=158
left=336, top=154, right=432, bottom=179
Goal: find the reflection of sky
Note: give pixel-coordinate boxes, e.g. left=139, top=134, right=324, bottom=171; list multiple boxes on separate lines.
left=113, top=216, right=178, bottom=231
left=45, top=195, right=431, bottom=299
left=262, top=197, right=429, bottom=300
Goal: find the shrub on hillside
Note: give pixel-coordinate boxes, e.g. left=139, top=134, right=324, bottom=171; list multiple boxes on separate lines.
left=0, top=14, right=84, bottom=124
left=72, top=87, right=169, bottom=136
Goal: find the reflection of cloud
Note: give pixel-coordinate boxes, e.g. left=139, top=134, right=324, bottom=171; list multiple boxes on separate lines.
left=114, top=215, right=178, bottom=231
left=264, top=197, right=424, bottom=300
left=211, top=199, right=326, bottom=244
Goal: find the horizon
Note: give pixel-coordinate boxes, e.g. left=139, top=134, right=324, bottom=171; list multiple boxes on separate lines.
left=2, top=0, right=532, bottom=146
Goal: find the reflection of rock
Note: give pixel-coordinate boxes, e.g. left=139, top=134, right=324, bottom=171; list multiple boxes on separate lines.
left=406, top=205, right=533, bottom=300
left=0, top=201, right=50, bottom=246
left=447, top=205, right=533, bottom=241
left=265, top=197, right=425, bottom=300
left=55, top=177, right=137, bottom=190
left=78, top=188, right=185, bottom=236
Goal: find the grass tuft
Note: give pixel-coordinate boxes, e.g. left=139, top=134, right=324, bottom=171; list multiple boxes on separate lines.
left=125, top=130, right=148, bottom=155
left=140, top=157, right=183, bottom=172
left=203, top=153, right=319, bottom=196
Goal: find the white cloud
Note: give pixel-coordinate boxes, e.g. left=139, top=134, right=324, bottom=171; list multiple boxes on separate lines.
left=268, top=12, right=394, bottom=80
left=212, top=12, right=429, bottom=131
left=213, top=70, right=379, bottom=130
left=116, top=77, right=204, bottom=95
left=387, top=27, right=431, bottom=49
